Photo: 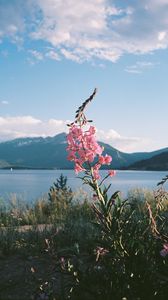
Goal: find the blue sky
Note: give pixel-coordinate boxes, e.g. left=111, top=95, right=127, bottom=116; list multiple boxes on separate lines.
left=0, top=0, right=168, bottom=153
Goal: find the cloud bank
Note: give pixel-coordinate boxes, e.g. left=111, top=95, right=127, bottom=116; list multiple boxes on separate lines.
left=1, top=0, right=168, bottom=62
left=0, top=115, right=149, bottom=153
left=0, top=116, right=67, bottom=141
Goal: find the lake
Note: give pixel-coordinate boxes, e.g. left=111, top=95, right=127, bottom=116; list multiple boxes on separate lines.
left=0, top=169, right=167, bottom=204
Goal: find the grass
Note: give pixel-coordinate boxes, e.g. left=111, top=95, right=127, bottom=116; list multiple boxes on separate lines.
left=0, top=176, right=168, bottom=299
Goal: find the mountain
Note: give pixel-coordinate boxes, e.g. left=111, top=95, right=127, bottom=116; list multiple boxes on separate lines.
left=0, top=133, right=167, bottom=170
left=0, top=133, right=72, bottom=169
left=98, top=142, right=168, bottom=169
left=127, top=151, right=168, bottom=171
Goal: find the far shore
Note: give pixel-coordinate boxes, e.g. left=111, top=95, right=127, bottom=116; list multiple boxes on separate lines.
left=0, top=167, right=168, bottom=171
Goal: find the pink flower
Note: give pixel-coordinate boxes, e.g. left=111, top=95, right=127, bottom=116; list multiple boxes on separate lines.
left=99, top=155, right=105, bottom=164
left=93, top=194, right=98, bottom=200
left=96, top=246, right=109, bottom=256
left=74, top=162, right=85, bottom=174
left=88, top=126, right=96, bottom=135
left=104, top=154, right=112, bottom=165
left=98, top=154, right=112, bottom=165
left=96, top=144, right=103, bottom=155
left=86, top=152, right=95, bottom=163
left=78, top=149, right=86, bottom=160
left=108, top=170, right=116, bottom=177
left=93, top=164, right=101, bottom=180
left=160, top=243, right=168, bottom=257
left=66, top=123, right=115, bottom=181
left=67, top=151, right=76, bottom=161
left=93, top=170, right=100, bottom=180
left=95, top=246, right=109, bottom=261
left=71, top=125, right=82, bottom=138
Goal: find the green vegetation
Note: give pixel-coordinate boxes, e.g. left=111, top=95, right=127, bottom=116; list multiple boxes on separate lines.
left=0, top=175, right=168, bottom=299
left=128, top=151, right=168, bottom=171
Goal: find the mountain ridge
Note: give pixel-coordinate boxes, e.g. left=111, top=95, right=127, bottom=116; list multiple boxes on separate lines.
left=127, top=151, right=168, bottom=171
left=0, top=133, right=167, bottom=170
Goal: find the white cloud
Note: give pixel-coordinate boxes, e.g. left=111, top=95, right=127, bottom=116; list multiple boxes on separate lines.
left=1, top=0, right=168, bottom=62
left=31, top=0, right=168, bottom=61
left=158, top=31, right=167, bottom=41
left=29, top=49, right=44, bottom=61
left=125, top=61, right=156, bottom=74
left=96, top=128, right=149, bottom=153
left=0, top=116, right=68, bottom=141
left=45, top=50, right=60, bottom=60
left=28, top=48, right=61, bottom=63
left=0, top=115, right=151, bottom=152
left=0, top=0, right=28, bottom=45
left=61, top=49, right=81, bottom=63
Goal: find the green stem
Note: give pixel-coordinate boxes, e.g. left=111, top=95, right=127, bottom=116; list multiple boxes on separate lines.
left=99, top=173, right=110, bottom=187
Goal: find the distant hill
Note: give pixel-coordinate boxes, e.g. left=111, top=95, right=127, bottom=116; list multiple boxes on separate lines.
left=0, top=133, right=167, bottom=170
left=128, top=151, right=168, bottom=171
left=98, top=142, right=168, bottom=169
left=0, top=133, right=71, bottom=169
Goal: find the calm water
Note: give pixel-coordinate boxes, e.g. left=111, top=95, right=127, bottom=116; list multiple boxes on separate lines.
left=0, top=169, right=167, bottom=203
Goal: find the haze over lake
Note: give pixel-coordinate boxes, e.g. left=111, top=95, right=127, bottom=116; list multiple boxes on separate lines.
left=0, top=170, right=167, bottom=204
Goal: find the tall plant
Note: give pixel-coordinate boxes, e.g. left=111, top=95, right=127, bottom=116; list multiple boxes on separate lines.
left=67, top=89, right=118, bottom=227
left=65, top=90, right=168, bottom=299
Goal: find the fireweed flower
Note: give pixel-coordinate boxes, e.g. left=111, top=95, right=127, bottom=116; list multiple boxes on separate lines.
left=66, top=124, right=115, bottom=180
left=160, top=243, right=168, bottom=257
left=95, top=246, right=109, bottom=261
left=104, top=154, right=112, bottom=164
left=66, top=89, right=116, bottom=205
left=108, top=170, right=116, bottom=177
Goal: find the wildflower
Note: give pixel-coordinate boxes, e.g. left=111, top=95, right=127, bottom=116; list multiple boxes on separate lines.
left=93, top=163, right=101, bottom=180
left=88, top=125, right=96, bottom=135
left=66, top=90, right=116, bottom=184
left=160, top=243, right=168, bottom=257
left=74, top=162, right=85, bottom=174
left=104, top=154, right=112, bottom=164
left=93, top=194, right=98, bottom=200
left=99, top=155, right=105, bottom=164
left=108, top=170, right=116, bottom=177
left=67, top=124, right=104, bottom=176
left=95, top=246, right=109, bottom=261
left=71, top=125, right=83, bottom=138
left=67, top=151, right=76, bottom=161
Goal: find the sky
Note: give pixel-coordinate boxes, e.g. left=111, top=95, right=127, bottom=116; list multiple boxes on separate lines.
left=0, top=0, right=168, bottom=153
